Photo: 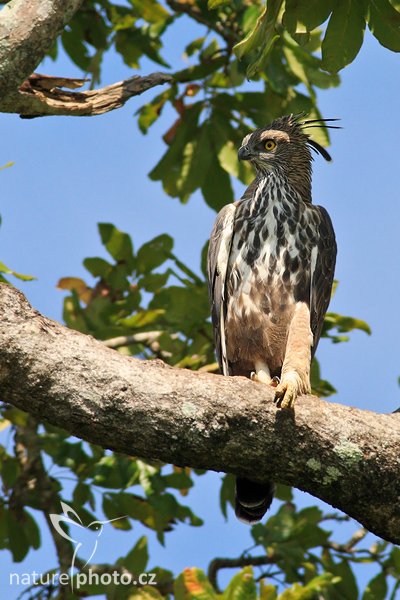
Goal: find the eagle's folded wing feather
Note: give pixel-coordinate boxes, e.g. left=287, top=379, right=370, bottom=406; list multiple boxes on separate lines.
left=310, top=206, right=337, bottom=356
left=207, top=203, right=236, bottom=375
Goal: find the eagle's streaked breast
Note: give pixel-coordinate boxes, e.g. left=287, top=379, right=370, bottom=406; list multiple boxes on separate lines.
left=225, top=174, right=318, bottom=376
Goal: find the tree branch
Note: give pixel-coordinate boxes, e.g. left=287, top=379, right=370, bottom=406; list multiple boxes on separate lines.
left=7, top=415, right=74, bottom=597
left=0, top=0, right=84, bottom=97
left=0, top=72, right=173, bottom=118
left=0, top=2, right=172, bottom=118
left=1, top=282, right=400, bottom=543
left=208, top=555, right=276, bottom=592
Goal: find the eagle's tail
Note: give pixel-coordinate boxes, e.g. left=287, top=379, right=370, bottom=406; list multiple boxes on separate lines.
left=235, top=477, right=274, bottom=524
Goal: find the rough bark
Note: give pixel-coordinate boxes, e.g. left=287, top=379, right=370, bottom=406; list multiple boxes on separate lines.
left=0, top=282, right=400, bottom=544
left=0, top=72, right=173, bottom=117
left=0, top=0, right=84, bottom=97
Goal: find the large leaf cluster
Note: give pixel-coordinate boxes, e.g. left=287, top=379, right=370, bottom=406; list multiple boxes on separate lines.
left=58, top=223, right=215, bottom=372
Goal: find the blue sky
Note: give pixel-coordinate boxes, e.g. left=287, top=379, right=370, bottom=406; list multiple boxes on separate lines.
left=1, top=11, right=400, bottom=598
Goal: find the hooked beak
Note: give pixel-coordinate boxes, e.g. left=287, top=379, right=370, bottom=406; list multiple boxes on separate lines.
left=238, top=145, right=252, bottom=161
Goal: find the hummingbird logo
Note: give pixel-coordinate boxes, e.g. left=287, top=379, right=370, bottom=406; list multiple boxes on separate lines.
left=49, top=502, right=126, bottom=589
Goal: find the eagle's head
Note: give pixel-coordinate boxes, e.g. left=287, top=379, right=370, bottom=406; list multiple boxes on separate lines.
left=238, top=114, right=338, bottom=200
left=238, top=114, right=336, bottom=174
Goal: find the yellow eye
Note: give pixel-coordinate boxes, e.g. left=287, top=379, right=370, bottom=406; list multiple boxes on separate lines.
left=264, top=139, right=276, bottom=151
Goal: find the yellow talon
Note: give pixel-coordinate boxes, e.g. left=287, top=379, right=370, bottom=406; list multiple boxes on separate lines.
left=274, top=381, right=298, bottom=410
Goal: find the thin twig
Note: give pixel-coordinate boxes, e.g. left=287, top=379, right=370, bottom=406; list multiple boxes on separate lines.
left=103, top=331, right=163, bottom=349
left=326, top=528, right=368, bottom=553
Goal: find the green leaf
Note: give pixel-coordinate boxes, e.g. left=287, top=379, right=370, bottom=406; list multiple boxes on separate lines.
left=283, top=0, right=333, bottom=34
left=292, top=506, right=330, bottom=550
left=310, top=357, right=337, bottom=398
left=284, top=45, right=309, bottom=86
left=332, top=559, right=358, bottom=600
left=179, top=124, right=214, bottom=197
left=368, top=0, right=400, bottom=51
left=118, top=535, right=149, bottom=574
left=24, top=511, right=41, bottom=550
left=136, top=234, right=173, bottom=274
left=184, top=37, right=206, bottom=57
left=234, top=0, right=283, bottom=79
left=102, top=494, right=132, bottom=531
left=234, top=1, right=280, bottom=59
left=62, top=295, right=88, bottom=333
left=163, top=471, right=193, bottom=492
left=274, top=484, right=293, bottom=501
left=208, top=0, right=230, bottom=9
left=201, top=241, right=209, bottom=279
left=120, top=309, right=165, bottom=329
left=0, top=161, right=14, bottom=171
left=219, top=474, right=235, bottom=519
left=0, top=454, right=20, bottom=487
left=98, top=223, right=135, bottom=269
left=116, top=28, right=170, bottom=69
left=136, top=89, right=173, bottom=134
left=139, top=271, right=170, bottom=293
left=321, top=1, right=367, bottom=73
left=149, top=103, right=203, bottom=200
left=305, top=573, right=341, bottom=595
left=0, top=261, right=36, bottom=281
left=83, top=257, right=112, bottom=278
left=114, top=493, right=159, bottom=532
left=149, top=493, right=203, bottom=528
left=7, top=511, right=30, bottom=562
left=253, top=503, right=296, bottom=546
left=94, top=454, right=138, bottom=490
left=168, top=251, right=203, bottom=285
left=201, top=156, right=233, bottom=211
left=0, top=505, right=7, bottom=549
left=174, top=56, right=227, bottom=83
left=323, top=313, right=371, bottom=338
left=362, top=572, right=387, bottom=600
left=62, top=29, right=90, bottom=71
left=260, top=582, right=278, bottom=600
left=73, top=481, right=95, bottom=510
left=390, top=545, right=400, bottom=571
left=224, top=567, right=257, bottom=600
left=130, top=0, right=170, bottom=24
left=128, top=587, right=165, bottom=599
left=278, top=582, right=308, bottom=599
left=136, top=460, right=160, bottom=496
left=217, top=139, right=240, bottom=178
left=150, top=286, right=209, bottom=334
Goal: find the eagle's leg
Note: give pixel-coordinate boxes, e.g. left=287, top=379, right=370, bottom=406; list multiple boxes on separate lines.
left=275, top=302, right=312, bottom=410
left=251, top=361, right=278, bottom=387
left=251, top=360, right=270, bottom=384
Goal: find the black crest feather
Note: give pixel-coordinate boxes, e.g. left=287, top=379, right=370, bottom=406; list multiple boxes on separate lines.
left=299, top=116, right=342, bottom=162
left=308, top=139, right=332, bottom=162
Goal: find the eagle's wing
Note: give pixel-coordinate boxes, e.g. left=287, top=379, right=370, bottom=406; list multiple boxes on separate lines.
left=207, top=203, right=237, bottom=375
left=310, top=206, right=337, bottom=356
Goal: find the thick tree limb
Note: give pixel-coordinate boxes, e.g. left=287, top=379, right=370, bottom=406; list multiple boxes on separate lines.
left=0, top=0, right=84, bottom=97
left=1, top=282, right=400, bottom=543
left=0, top=72, right=173, bottom=117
